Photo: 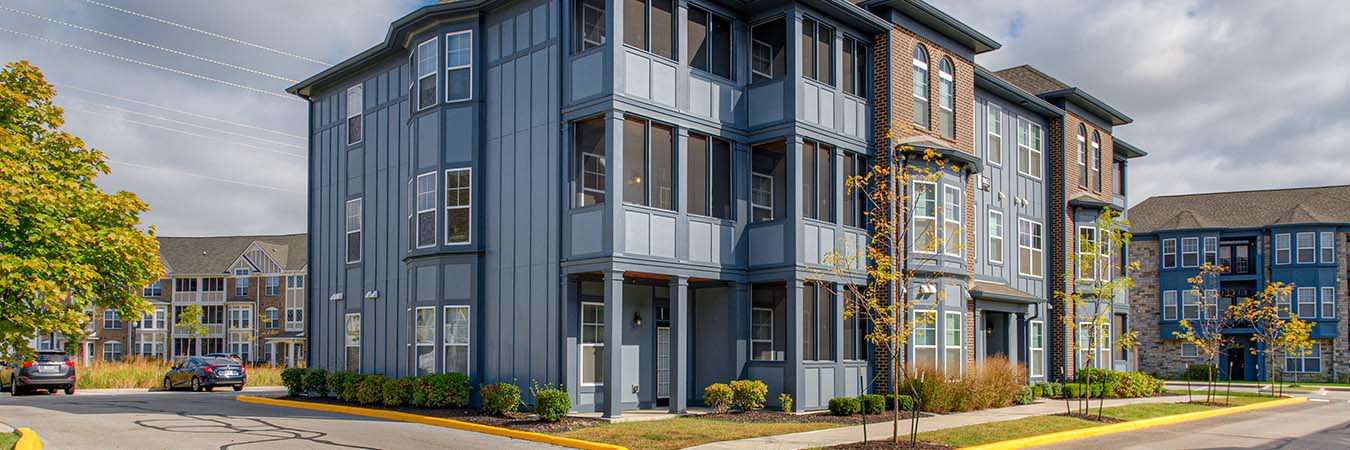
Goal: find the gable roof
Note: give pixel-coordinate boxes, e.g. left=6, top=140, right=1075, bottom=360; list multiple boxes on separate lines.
left=974, top=65, right=1063, bottom=118
left=1129, top=185, right=1350, bottom=234
left=994, top=65, right=1133, bottom=126
left=158, top=233, right=307, bottom=276
left=861, top=0, right=1001, bottom=53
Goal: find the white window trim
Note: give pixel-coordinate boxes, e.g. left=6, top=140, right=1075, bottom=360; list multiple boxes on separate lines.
left=228, top=305, right=253, bottom=330
left=580, top=302, right=605, bottom=386
left=445, top=168, right=471, bottom=245
left=942, top=185, right=962, bottom=258
left=751, top=39, right=774, bottom=80
left=1182, top=290, right=1201, bottom=321
left=986, top=104, right=1002, bottom=166
left=346, top=84, right=363, bottom=145
left=1285, top=343, right=1322, bottom=373
left=345, top=312, right=361, bottom=371
left=1203, top=236, right=1218, bottom=265
left=912, top=181, right=937, bottom=254
left=580, top=151, right=606, bottom=207
left=911, top=309, right=937, bottom=365
left=345, top=198, right=363, bottom=264
left=445, top=305, right=471, bottom=375
left=1029, top=320, right=1044, bottom=378
left=103, top=340, right=123, bottom=361
left=444, top=30, right=473, bottom=103
left=1320, top=231, right=1335, bottom=264
left=1298, top=287, right=1317, bottom=319
left=1180, top=237, right=1200, bottom=268
left=1204, top=289, right=1219, bottom=320
left=1275, top=233, right=1291, bottom=265
left=988, top=209, right=1004, bottom=264
left=1078, top=225, right=1099, bottom=281
left=415, top=172, right=437, bottom=249
left=1162, top=238, right=1177, bottom=269
left=751, top=173, right=775, bottom=221
left=1090, top=136, right=1102, bottom=191
left=1017, top=218, right=1044, bottom=278
left=1163, top=290, right=1178, bottom=321
left=1296, top=232, right=1316, bottom=264
left=1076, top=129, right=1087, bottom=185
left=750, top=307, right=777, bottom=362
left=1181, top=342, right=1197, bottom=358
left=1322, top=286, right=1336, bottom=319
left=416, top=37, right=438, bottom=111
left=414, top=306, right=436, bottom=374
left=943, top=311, right=963, bottom=378
left=1016, top=119, right=1043, bottom=180
left=264, top=307, right=279, bottom=329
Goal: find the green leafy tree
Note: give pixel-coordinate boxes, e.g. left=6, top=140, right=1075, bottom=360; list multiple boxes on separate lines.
left=175, top=304, right=209, bottom=338
left=1230, top=282, right=1304, bottom=395
left=1173, top=263, right=1232, bottom=404
left=0, top=61, right=161, bottom=359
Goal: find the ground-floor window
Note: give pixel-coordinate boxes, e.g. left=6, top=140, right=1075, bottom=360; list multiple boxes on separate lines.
left=103, top=341, right=123, bottom=361
left=345, top=313, right=361, bottom=372
left=580, top=302, right=605, bottom=385
left=842, top=290, right=865, bottom=361
left=943, top=311, right=963, bottom=377
left=1285, top=342, right=1322, bottom=373
left=803, top=283, right=834, bottom=361
left=912, top=310, right=937, bottom=369
left=415, top=307, right=436, bottom=375
left=445, top=306, right=470, bottom=375
left=228, top=332, right=251, bottom=361
left=173, top=338, right=196, bottom=357
left=202, top=337, right=224, bottom=355
left=1078, top=322, right=1111, bottom=368
left=751, top=284, right=785, bottom=361
left=1029, top=321, right=1044, bottom=378
left=1181, top=342, right=1197, bottom=358
left=139, top=333, right=165, bottom=358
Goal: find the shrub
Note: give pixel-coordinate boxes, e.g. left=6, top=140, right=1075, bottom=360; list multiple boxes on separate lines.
left=1031, top=383, right=1046, bottom=398
left=380, top=377, right=413, bottom=407
left=729, top=380, right=768, bottom=410
left=281, top=368, right=307, bottom=396
left=828, top=397, right=860, bottom=416
left=530, top=383, right=570, bottom=422
left=1184, top=364, right=1218, bottom=382
left=302, top=369, right=329, bottom=397
left=1046, top=382, right=1063, bottom=398
left=859, top=394, right=885, bottom=415
left=778, top=393, right=793, bottom=413
left=1113, top=371, right=1160, bottom=398
left=481, top=382, right=521, bottom=416
left=328, top=372, right=359, bottom=401
left=1063, top=382, right=1104, bottom=399
left=355, top=374, right=386, bottom=405
left=703, top=383, right=734, bottom=413
left=1015, top=386, right=1035, bottom=405
left=411, top=373, right=472, bottom=408
left=904, top=357, right=1027, bottom=413
left=888, top=394, right=915, bottom=411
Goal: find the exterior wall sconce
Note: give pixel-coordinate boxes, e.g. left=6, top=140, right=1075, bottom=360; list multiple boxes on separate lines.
left=329, top=293, right=343, bottom=301
left=633, top=312, right=643, bottom=328
left=364, top=290, right=380, bottom=301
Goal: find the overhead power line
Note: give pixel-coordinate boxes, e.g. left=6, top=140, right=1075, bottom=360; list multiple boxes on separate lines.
left=109, top=160, right=302, bottom=194
left=0, top=25, right=300, bottom=102
left=77, top=101, right=305, bottom=150
left=76, top=0, right=332, bottom=67
left=68, top=107, right=306, bottom=160
left=58, top=84, right=306, bottom=140
left=0, top=4, right=298, bottom=83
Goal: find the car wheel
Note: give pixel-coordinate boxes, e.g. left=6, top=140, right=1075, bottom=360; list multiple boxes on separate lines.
left=64, top=386, right=75, bottom=395
left=232, top=384, right=244, bottom=392
left=191, top=377, right=202, bottom=392
left=9, top=378, right=19, bottom=396
left=204, top=385, right=214, bottom=392
left=164, top=377, right=174, bottom=392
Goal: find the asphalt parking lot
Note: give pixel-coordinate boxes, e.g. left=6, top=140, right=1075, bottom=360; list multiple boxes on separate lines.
left=0, top=388, right=564, bottom=449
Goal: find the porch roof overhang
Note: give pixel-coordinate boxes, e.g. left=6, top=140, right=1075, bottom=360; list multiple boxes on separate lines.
left=1067, top=192, right=1125, bottom=211
left=894, top=135, right=983, bottom=174
left=969, top=281, right=1042, bottom=304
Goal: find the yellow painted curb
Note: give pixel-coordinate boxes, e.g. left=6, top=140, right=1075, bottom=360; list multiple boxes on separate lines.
left=14, top=427, right=43, bottom=450
left=237, top=395, right=627, bottom=450
left=959, top=396, right=1307, bottom=450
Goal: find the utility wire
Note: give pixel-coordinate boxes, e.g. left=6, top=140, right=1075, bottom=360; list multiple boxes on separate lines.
left=75, top=0, right=332, bottom=67
left=0, top=4, right=298, bottom=83
left=109, top=160, right=302, bottom=194
left=75, top=100, right=305, bottom=150
left=0, top=25, right=300, bottom=102
left=68, top=107, right=306, bottom=160
left=58, top=84, right=306, bottom=140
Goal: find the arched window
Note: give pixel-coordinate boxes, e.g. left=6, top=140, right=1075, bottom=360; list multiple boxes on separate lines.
left=938, top=58, right=955, bottom=138
left=103, top=341, right=123, bottom=362
left=265, top=307, right=279, bottom=330
left=1091, top=131, right=1103, bottom=191
left=912, top=45, right=929, bottom=128
left=1076, top=125, right=1088, bottom=188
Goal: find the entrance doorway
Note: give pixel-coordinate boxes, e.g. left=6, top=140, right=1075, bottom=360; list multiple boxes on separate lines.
left=1226, top=346, right=1247, bottom=381
left=984, top=312, right=1009, bottom=359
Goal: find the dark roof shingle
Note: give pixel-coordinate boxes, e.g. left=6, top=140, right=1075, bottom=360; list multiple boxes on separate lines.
left=158, top=233, right=307, bottom=275
left=993, top=65, right=1069, bottom=95
left=1129, top=185, right=1350, bottom=234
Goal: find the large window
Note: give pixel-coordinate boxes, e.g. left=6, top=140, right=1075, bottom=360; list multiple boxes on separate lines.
left=1091, top=131, right=1103, bottom=192
left=623, top=118, right=674, bottom=210
left=687, top=133, right=733, bottom=219
left=103, top=341, right=123, bottom=362
left=574, top=117, right=607, bottom=207
left=1029, top=321, right=1044, bottom=378
left=445, top=305, right=470, bottom=375
left=626, top=0, right=675, bottom=60
left=346, top=198, right=362, bottom=263
left=1323, top=287, right=1336, bottom=319
left=1182, top=290, right=1201, bottom=320
left=803, top=284, right=833, bottom=361
left=938, top=58, right=954, bottom=139
left=1076, top=125, right=1087, bottom=188
left=415, top=307, right=436, bottom=375
left=988, top=210, right=1004, bottom=264
left=286, top=275, right=305, bottom=331
left=580, top=302, right=605, bottom=385
left=264, top=307, right=279, bottom=330
left=1285, top=342, right=1322, bottom=373
left=142, top=279, right=163, bottom=297
left=228, top=305, right=252, bottom=329
left=347, top=84, right=363, bottom=145
left=1274, top=233, right=1291, bottom=265
left=139, top=333, right=165, bottom=358
left=842, top=36, right=867, bottom=97
left=912, top=181, right=937, bottom=254
left=1320, top=231, right=1335, bottom=263
left=176, top=278, right=198, bottom=293
left=1078, top=226, right=1099, bottom=280
left=944, top=311, right=963, bottom=377
left=414, top=172, right=436, bottom=248
left=801, top=18, right=833, bottom=85
left=1162, top=238, right=1177, bottom=268
left=1298, top=287, right=1317, bottom=319
left=751, top=141, right=786, bottom=222
left=986, top=105, right=1002, bottom=165
left=228, top=331, right=251, bottom=361
left=1180, top=237, right=1199, bottom=267
left=687, top=6, right=731, bottom=78
left=574, top=0, right=605, bottom=52
left=911, top=45, right=929, bottom=128
left=750, top=18, right=785, bottom=81
left=1017, top=120, right=1042, bottom=178
left=345, top=313, right=361, bottom=372
left=234, top=268, right=249, bottom=297
left=842, top=290, right=865, bottom=361
left=751, top=284, right=785, bottom=361
left=445, top=31, right=472, bottom=102
left=140, top=307, right=166, bottom=330
left=1018, top=219, right=1043, bottom=277
left=802, top=141, right=833, bottom=221
left=843, top=152, right=867, bottom=228
left=1203, top=237, right=1218, bottom=266
left=1296, top=232, right=1315, bottom=264
left=103, top=309, right=121, bottom=329
left=942, top=185, right=962, bottom=257
left=445, top=168, right=471, bottom=245
left=1163, top=290, right=1178, bottom=320
left=265, top=276, right=280, bottom=296
left=416, top=37, right=437, bottom=110
left=912, top=310, right=937, bottom=369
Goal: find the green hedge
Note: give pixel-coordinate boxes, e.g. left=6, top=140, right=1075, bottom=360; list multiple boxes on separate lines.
left=1067, top=369, right=1163, bottom=399
left=411, top=373, right=472, bottom=408
left=729, top=380, right=768, bottom=410
left=703, top=383, right=734, bottom=413
left=531, top=384, right=571, bottom=422
left=481, top=382, right=521, bottom=416
left=883, top=394, right=915, bottom=411
left=858, top=394, right=885, bottom=415
left=829, top=397, right=861, bottom=416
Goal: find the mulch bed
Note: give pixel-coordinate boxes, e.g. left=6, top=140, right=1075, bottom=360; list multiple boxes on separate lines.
left=702, top=409, right=917, bottom=425
left=277, top=395, right=603, bottom=433
left=819, top=440, right=954, bottom=450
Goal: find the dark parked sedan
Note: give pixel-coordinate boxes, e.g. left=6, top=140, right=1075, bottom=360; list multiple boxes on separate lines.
left=163, top=356, right=247, bottom=392
left=0, top=351, right=77, bottom=395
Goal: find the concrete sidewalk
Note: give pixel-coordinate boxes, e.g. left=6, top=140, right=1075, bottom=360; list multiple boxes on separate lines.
left=686, top=395, right=1187, bottom=450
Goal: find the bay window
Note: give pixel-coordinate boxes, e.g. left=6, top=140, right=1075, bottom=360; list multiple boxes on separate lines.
left=445, top=305, right=471, bottom=375
left=912, top=310, right=937, bottom=369
left=912, top=181, right=936, bottom=253
left=1180, top=237, right=1199, bottom=267
left=1163, top=290, right=1177, bottom=320
left=446, top=168, right=471, bottom=245
left=1162, top=238, right=1177, bottom=268
left=414, top=173, right=436, bottom=248
left=416, top=37, right=437, bottom=110
left=574, top=0, right=606, bottom=52
left=445, top=31, right=472, bottom=102
left=943, top=185, right=962, bottom=257
left=415, top=307, right=435, bottom=375
left=1274, top=233, right=1290, bottom=265
left=1297, top=232, right=1315, bottom=263
left=1320, top=231, right=1335, bottom=263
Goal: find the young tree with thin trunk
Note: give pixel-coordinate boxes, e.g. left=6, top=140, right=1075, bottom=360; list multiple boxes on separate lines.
left=1173, top=263, right=1232, bottom=405
left=1230, top=282, right=1305, bottom=396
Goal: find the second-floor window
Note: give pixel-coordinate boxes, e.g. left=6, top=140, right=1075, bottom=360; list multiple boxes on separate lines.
left=750, top=18, right=785, bottom=81
left=1018, top=218, right=1043, bottom=277
left=802, top=140, right=832, bottom=221
left=1091, top=131, right=1103, bottom=192
left=574, top=117, right=607, bottom=207
left=986, top=104, right=1002, bottom=166
left=987, top=210, right=1004, bottom=264
left=234, top=268, right=249, bottom=296
left=1017, top=119, right=1042, bottom=179
left=842, top=152, right=867, bottom=228
left=913, top=181, right=936, bottom=253
left=1180, top=237, right=1199, bottom=267
left=751, top=141, right=786, bottom=222
left=623, top=117, right=675, bottom=210
left=1078, top=226, right=1099, bottom=280
left=1320, top=231, right=1335, bottom=263
left=1203, top=237, right=1218, bottom=266
left=202, top=277, right=224, bottom=292
left=347, top=84, right=363, bottom=145
left=265, top=276, right=280, bottom=296
left=175, top=278, right=198, bottom=293
left=938, top=58, right=954, bottom=139
left=912, top=45, right=928, bottom=128
left=1297, top=287, right=1316, bottom=319
left=1162, top=290, right=1177, bottom=320
left=1274, top=233, right=1291, bottom=265
left=1113, top=161, right=1125, bottom=195
left=574, top=0, right=606, bottom=52
left=1162, top=238, right=1177, bottom=268
left=626, top=0, right=675, bottom=60
left=687, top=6, right=731, bottom=79
left=265, top=307, right=279, bottom=330
left=346, top=198, right=363, bottom=263
left=942, top=185, right=961, bottom=257
left=445, top=31, right=473, bottom=102
left=1076, top=125, right=1087, bottom=188
left=416, top=37, right=437, bottom=111
left=801, top=18, right=833, bottom=85
left=1322, top=287, right=1336, bottom=319
left=841, top=36, right=867, bottom=97
left=142, top=280, right=163, bottom=297
left=1296, top=232, right=1315, bottom=264
left=228, top=305, right=252, bottom=329
left=141, top=307, right=166, bottom=329
left=687, top=133, right=733, bottom=219
left=446, top=168, right=471, bottom=245
left=413, top=173, right=437, bottom=248
left=103, top=309, right=121, bottom=329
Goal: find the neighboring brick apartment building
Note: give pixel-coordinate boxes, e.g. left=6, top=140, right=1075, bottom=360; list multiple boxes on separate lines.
left=1129, top=186, right=1350, bottom=382
left=71, top=234, right=308, bottom=367
left=291, top=0, right=1145, bottom=416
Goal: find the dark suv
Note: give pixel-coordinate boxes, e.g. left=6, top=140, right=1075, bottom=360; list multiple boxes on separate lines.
left=1, top=351, right=77, bottom=395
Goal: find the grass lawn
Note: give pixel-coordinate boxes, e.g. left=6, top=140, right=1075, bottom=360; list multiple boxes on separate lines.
left=0, top=431, right=18, bottom=450
left=556, top=416, right=843, bottom=450
left=1167, top=379, right=1350, bottom=387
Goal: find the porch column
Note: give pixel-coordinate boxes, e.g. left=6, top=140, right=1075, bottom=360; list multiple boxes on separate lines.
left=785, top=278, right=805, bottom=412
left=287, top=342, right=296, bottom=367
left=670, top=276, right=689, bottom=414
left=603, top=270, right=625, bottom=419
left=561, top=275, right=579, bottom=408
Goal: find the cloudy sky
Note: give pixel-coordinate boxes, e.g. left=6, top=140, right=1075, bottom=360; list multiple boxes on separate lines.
left=2, top=0, right=1347, bottom=236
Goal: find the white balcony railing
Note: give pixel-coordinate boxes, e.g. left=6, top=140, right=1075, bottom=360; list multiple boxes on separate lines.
left=173, top=323, right=225, bottom=337
left=171, top=291, right=226, bottom=304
